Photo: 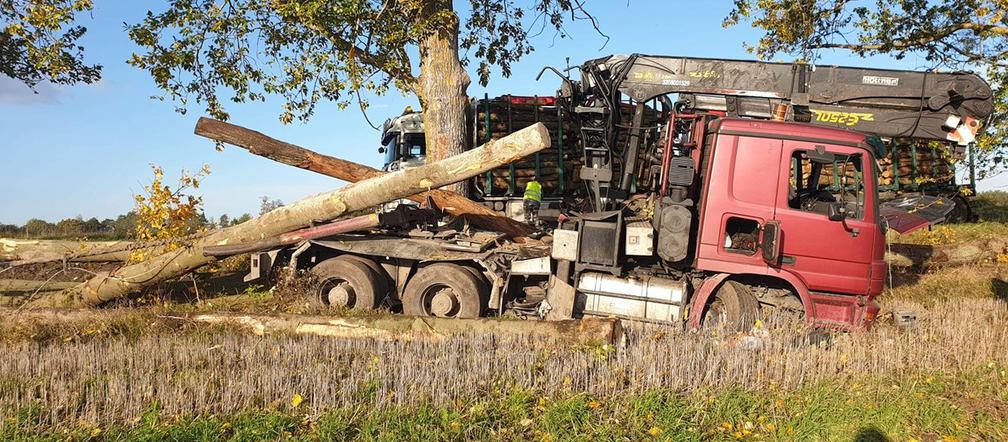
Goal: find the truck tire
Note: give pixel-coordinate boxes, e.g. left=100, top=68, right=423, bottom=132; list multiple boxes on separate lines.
left=402, top=263, right=487, bottom=318
left=310, top=255, right=384, bottom=310
left=339, top=254, right=392, bottom=299
left=946, top=194, right=974, bottom=223
left=460, top=265, right=491, bottom=307
left=702, top=280, right=759, bottom=332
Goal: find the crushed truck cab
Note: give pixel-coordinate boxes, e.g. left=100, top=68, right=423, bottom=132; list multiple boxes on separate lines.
left=540, top=118, right=885, bottom=330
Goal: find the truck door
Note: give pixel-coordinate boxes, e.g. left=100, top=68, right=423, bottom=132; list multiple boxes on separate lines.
left=694, top=133, right=783, bottom=275
left=772, top=142, right=876, bottom=295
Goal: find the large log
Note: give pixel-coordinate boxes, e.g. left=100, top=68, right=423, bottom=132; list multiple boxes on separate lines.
left=30, top=123, right=549, bottom=308
left=194, top=117, right=533, bottom=240
left=886, top=239, right=1008, bottom=268
left=0, top=279, right=80, bottom=292
left=0, top=239, right=134, bottom=263
left=0, top=307, right=622, bottom=345
left=191, top=312, right=623, bottom=345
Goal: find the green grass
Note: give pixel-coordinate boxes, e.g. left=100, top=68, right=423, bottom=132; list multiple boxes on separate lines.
left=893, top=221, right=1008, bottom=246
left=887, top=191, right=1008, bottom=245
left=4, top=369, right=1006, bottom=441
left=887, top=265, right=1008, bottom=305
left=973, top=191, right=1008, bottom=223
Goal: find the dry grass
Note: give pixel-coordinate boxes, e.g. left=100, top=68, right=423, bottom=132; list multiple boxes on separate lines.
left=886, top=264, right=1008, bottom=305
left=0, top=293, right=1005, bottom=427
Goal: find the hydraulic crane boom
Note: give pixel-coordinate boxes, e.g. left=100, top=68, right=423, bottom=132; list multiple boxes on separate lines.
left=574, top=54, right=994, bottom=144
left=558, top=53, right=995, bottom=209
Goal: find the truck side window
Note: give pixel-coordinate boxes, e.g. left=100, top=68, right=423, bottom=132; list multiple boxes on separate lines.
left=724, top=217, right=760, bottom=255
left=787, top=150, right=864, bottom=220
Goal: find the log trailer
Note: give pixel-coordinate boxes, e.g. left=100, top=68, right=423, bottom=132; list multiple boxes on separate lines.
left=251, top=54, right=992, bottom=330
left=380, top=95, right=587, bottom=220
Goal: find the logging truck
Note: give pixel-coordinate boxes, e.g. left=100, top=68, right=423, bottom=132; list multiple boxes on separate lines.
left=248, top=54, right=993, bottom=330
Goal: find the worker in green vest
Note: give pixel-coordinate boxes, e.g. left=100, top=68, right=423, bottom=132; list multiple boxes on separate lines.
left=523, top=175, right=542, bottom=226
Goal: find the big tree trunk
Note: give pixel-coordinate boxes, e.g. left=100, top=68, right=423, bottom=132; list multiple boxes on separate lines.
left=30, top=124, right=548, bottom=308
left=417, top=0, right=470, bottom=195
left=193, top=117, right=532, bottom=240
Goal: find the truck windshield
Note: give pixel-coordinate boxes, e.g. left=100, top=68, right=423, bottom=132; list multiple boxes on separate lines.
left=403, top=134, right=426, bottom=159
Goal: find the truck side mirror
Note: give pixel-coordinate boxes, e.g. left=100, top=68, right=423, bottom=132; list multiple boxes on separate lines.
left=827, top=202, right=845, bottom=221
left=761, top=220, right=782, bottom=264
left=378, top=146, right=387, bottom=154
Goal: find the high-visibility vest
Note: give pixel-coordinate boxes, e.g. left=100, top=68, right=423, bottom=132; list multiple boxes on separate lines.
left=523, top=180, right=542, bottom=202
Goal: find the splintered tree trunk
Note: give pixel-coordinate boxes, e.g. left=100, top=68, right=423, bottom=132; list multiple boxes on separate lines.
left=193, top=117, right=532, bottom=240
left=30, top=124, right=549, bottom=308
left=417, top=0, right=470, bottom=195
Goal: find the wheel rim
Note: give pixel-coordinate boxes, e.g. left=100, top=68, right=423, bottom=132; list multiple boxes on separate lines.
left=424, top=284, right=460, bottom=317
left=320, top=279, right=356, bottom=308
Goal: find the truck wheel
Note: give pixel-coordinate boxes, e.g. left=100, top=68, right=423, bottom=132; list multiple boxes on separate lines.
left=310, top=256, right=384, bottom=310
left=339, top=254, right=391, bottom=298
left=702, top=280, right=759, bottom=332
left=946, top=194, right=974, bottom=223
left=460, top=265, right=491, bottom=306
left=402, top=263, right=487, bottom=318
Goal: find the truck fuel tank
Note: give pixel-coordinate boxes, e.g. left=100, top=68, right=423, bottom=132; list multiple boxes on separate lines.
left=577, top=272, right=688, bottom=323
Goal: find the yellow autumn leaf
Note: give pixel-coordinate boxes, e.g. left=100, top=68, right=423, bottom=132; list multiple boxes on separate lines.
left=291, top=393, right=304, bottom=408
left=648, top=426, right=663, bottom=436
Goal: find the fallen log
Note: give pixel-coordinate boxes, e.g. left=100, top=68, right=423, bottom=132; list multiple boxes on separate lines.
left=0, top=238, right=134, bottom=263
left=30, top=122, right=549, bottom=308
left=0, top=279, right=80, bottom=293
left=191, top=312, right=623, bottom=345
left=0, top=307, right=622, bottom=345
left=194, top=117, right=533, bottom=241
left=885, top=239, right=1008, bottom=268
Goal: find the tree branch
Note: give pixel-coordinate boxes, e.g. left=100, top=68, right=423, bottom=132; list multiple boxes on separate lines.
left=303, top=23, right=419, bottom=93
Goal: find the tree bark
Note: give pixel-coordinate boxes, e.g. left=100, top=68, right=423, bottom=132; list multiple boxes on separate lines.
left=416, top=0, right=471, bottom=195
left=0, top=239, right=134, bottom=263
left=0, top=279, right=80, bottom=293
left=193, top=117, right=532, bottom=240
left=0, top=307, right=623, bottom=346
left=190, top=312, right=622, bottom=345
left=29, top=123, right=548, bottom=308
left=886, top=239, right=1008, bottom=268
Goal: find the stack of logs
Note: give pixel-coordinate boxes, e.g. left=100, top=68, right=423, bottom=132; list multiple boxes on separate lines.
left=878, top=143, right=954, bottom=187
left=800, top=142, right=955, bottom=188
left=471, top=98, right=661, bottom=199
left=472, top=98, right=581, bottom=198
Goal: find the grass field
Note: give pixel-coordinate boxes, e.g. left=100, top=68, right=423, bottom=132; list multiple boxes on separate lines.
left=4, top=202, right=1008, bottom=440
left=2, top=263, right=1008, bottom=441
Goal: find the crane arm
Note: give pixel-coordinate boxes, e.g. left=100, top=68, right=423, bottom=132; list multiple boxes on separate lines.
left=576, top=54, right=994, bottom=144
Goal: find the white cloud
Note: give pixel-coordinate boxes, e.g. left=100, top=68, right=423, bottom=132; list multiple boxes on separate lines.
left=0, top=76, right=60, bottom=105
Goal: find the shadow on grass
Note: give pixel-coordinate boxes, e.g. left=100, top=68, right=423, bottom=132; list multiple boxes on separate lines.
left=854, top=426, right=891, bottom=442
left=990, top=278, right=1008, bottom=304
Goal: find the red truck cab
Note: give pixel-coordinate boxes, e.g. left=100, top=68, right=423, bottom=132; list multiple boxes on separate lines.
left=691, top=119, right=885, bottom=328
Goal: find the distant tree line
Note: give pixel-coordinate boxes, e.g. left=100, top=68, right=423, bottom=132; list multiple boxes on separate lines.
left=1, top=196, right=283, bottom=240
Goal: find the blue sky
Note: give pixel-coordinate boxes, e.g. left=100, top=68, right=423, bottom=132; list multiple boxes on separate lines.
left=0, top=1, right=997, bottom=225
